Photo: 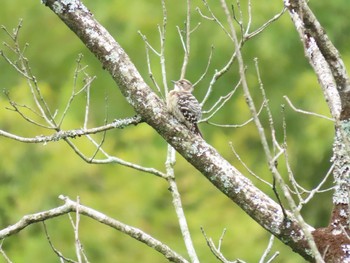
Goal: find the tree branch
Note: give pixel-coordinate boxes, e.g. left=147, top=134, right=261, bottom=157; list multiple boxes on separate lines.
left=285, top=0, right=345, bottom=119
left=0, top=115, right=142, bottom=143
left=0, top=195, right=189, bottom=263
left=39, top=0, right=315, bottom=260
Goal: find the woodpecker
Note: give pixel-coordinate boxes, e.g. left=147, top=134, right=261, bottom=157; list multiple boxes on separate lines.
left=167, top=79, right=202, bottom=137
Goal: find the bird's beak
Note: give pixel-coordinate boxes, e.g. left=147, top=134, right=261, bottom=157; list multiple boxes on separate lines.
left=171, top=80, right=176, bottom=84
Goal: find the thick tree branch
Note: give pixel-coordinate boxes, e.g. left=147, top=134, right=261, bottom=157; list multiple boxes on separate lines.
left=285, top=0, right=350, bottom=119
left=41, top=0, right=313, bottom=260
left=285, top=0, right=350, bottom=262
left=287, top=1, right=350, bottom=92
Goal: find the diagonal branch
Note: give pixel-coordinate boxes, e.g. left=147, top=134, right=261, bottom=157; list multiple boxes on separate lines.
left=41, top=0, right=313, bottom=260
left=285, top=0, right=347, bottom=119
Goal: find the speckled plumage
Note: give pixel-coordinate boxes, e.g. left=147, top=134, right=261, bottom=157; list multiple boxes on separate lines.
left=167, top=79, right=202, bottom=137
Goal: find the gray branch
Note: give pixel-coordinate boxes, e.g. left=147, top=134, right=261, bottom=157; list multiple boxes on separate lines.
left=39, top=0, right=313, bottom=260
left=0, top=115, right=142, bottom=143
left=0, top=196, right=189, bottom=263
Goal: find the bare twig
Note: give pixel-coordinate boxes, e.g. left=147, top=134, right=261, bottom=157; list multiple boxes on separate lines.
left=244, top=7, right=286, bottom=41
left=201, top=80, right=240, bottom=121
left=0, top=239, right=12, bottom=263
left=194, top=45, right=214, bottom=86
left=138, top=0, right=169, bottom=98
left=58, top=54, right=95, bottom=127
left=62, top=137, right=166, bottom=178
left=297, top=164, right=334, bottom=209
left=43, top=222, right=77, bottom=263
left=4, top=90, right=55, bottom=129
left=229, top=142, right=272, bottom=187
left=180, top=0, right=191, bottom=79
left=0, top=196, right=189, bottom=263
left=0, top=115, right=142, bottom=143
left=165, top=145, right=199, bottom=263
left=244, top=0, right=252, bottom=35
left=67, top=197, right=90, bottom=263
left=201, top=227, right=245, bottom=263
left=197, top=0, right=233, bottom=42
left=284, top=96, right=334, bottom=121
left=1, top=22, right=57, bottom=128
left=207, top=99, right=265, bottom=128
left=219, top=0, right=323, bottom=261
left=259, top=235, right=279, bottom=263
left=160, top=0, right=168, bottom=95
left=1, top=19, right=22, bottom=41
left=138, top=31, right=163, bottom=96
left=281, top=106, right=334, bottom=208
left=0, top=112, right=165, bottom=178
left=200, top=52, right=236, bottom=107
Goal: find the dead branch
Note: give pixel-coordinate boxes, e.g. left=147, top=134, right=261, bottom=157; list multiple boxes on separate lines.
left=0, top=195, right=189, bottom=263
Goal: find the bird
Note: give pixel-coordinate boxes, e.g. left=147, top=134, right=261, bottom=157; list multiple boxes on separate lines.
left=166, top=79, right=202, bottom=137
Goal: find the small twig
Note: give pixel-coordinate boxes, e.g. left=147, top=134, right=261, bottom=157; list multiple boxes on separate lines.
left=198, top=0, right=234, bottom=42
left=165, top=145, right=199, bottom=263
left=201, top=52, right=236, bottom=106
left=72, top=197, right=82, bottom=263
left=195, top=7, right=214, bottom=21
left=244, top=0, right=252, bottom=35
left=68, top=197, right=89, bottom=263
left=259, top=235, right=279, bottom=263
left=0, top=239, right=13, bottom=263
left=281, top=105, right=334, bottom=208
left=217, top=228, right=226, bottom=251
left=84, top=79, right=91, bottom=129
left=284, top=95, right=334, bottom=121
left=59, top=55, right=96, bottom=127
left=2, top=22, right=57, bottom=128
left=43, top=221, right=77, bottom=263
left=232, top=0, right=245, bottom=36
left=229, top=142, right=272, bottom=187
left=254, top=58, right=282, bottom=151
left=297, top=164, right=334, bottom=210
left=63, top=137, right=166, bottom=178
left=160, top=0, right=168, bottom=96
left=201, top=227, right=243, bottom=263
left=0, top=50, right=33, bottom=80
left=138, top=31, right=163, bottom=96
left=1, top=19, right=23, bottom=42
left=255, top=58, right=287, bottom=218
left=281, top=109, right=306, bottom=203
left=137, top=31, right=161, bottom=56
left=207, top=99, right=265, bottom=128
left=201, top=80, right=240, bottom=121
left=194, top=45, right=214, bottom=87
left=4, top=90, right=54, bottom=129
left=244, top=7, right=286, bottom=41
left=87, top=112, right=108, bottom=162
left=180, top=0, right=191, bottom=79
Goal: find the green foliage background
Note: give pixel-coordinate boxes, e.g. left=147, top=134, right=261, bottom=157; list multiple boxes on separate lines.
left=0, top=0, right=349, bottom=262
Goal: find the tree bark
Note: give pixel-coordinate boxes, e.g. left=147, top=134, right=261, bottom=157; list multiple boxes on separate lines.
left=39, top=0, right=350, bottom=261
left=286, top=0, right=350, bottom=262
